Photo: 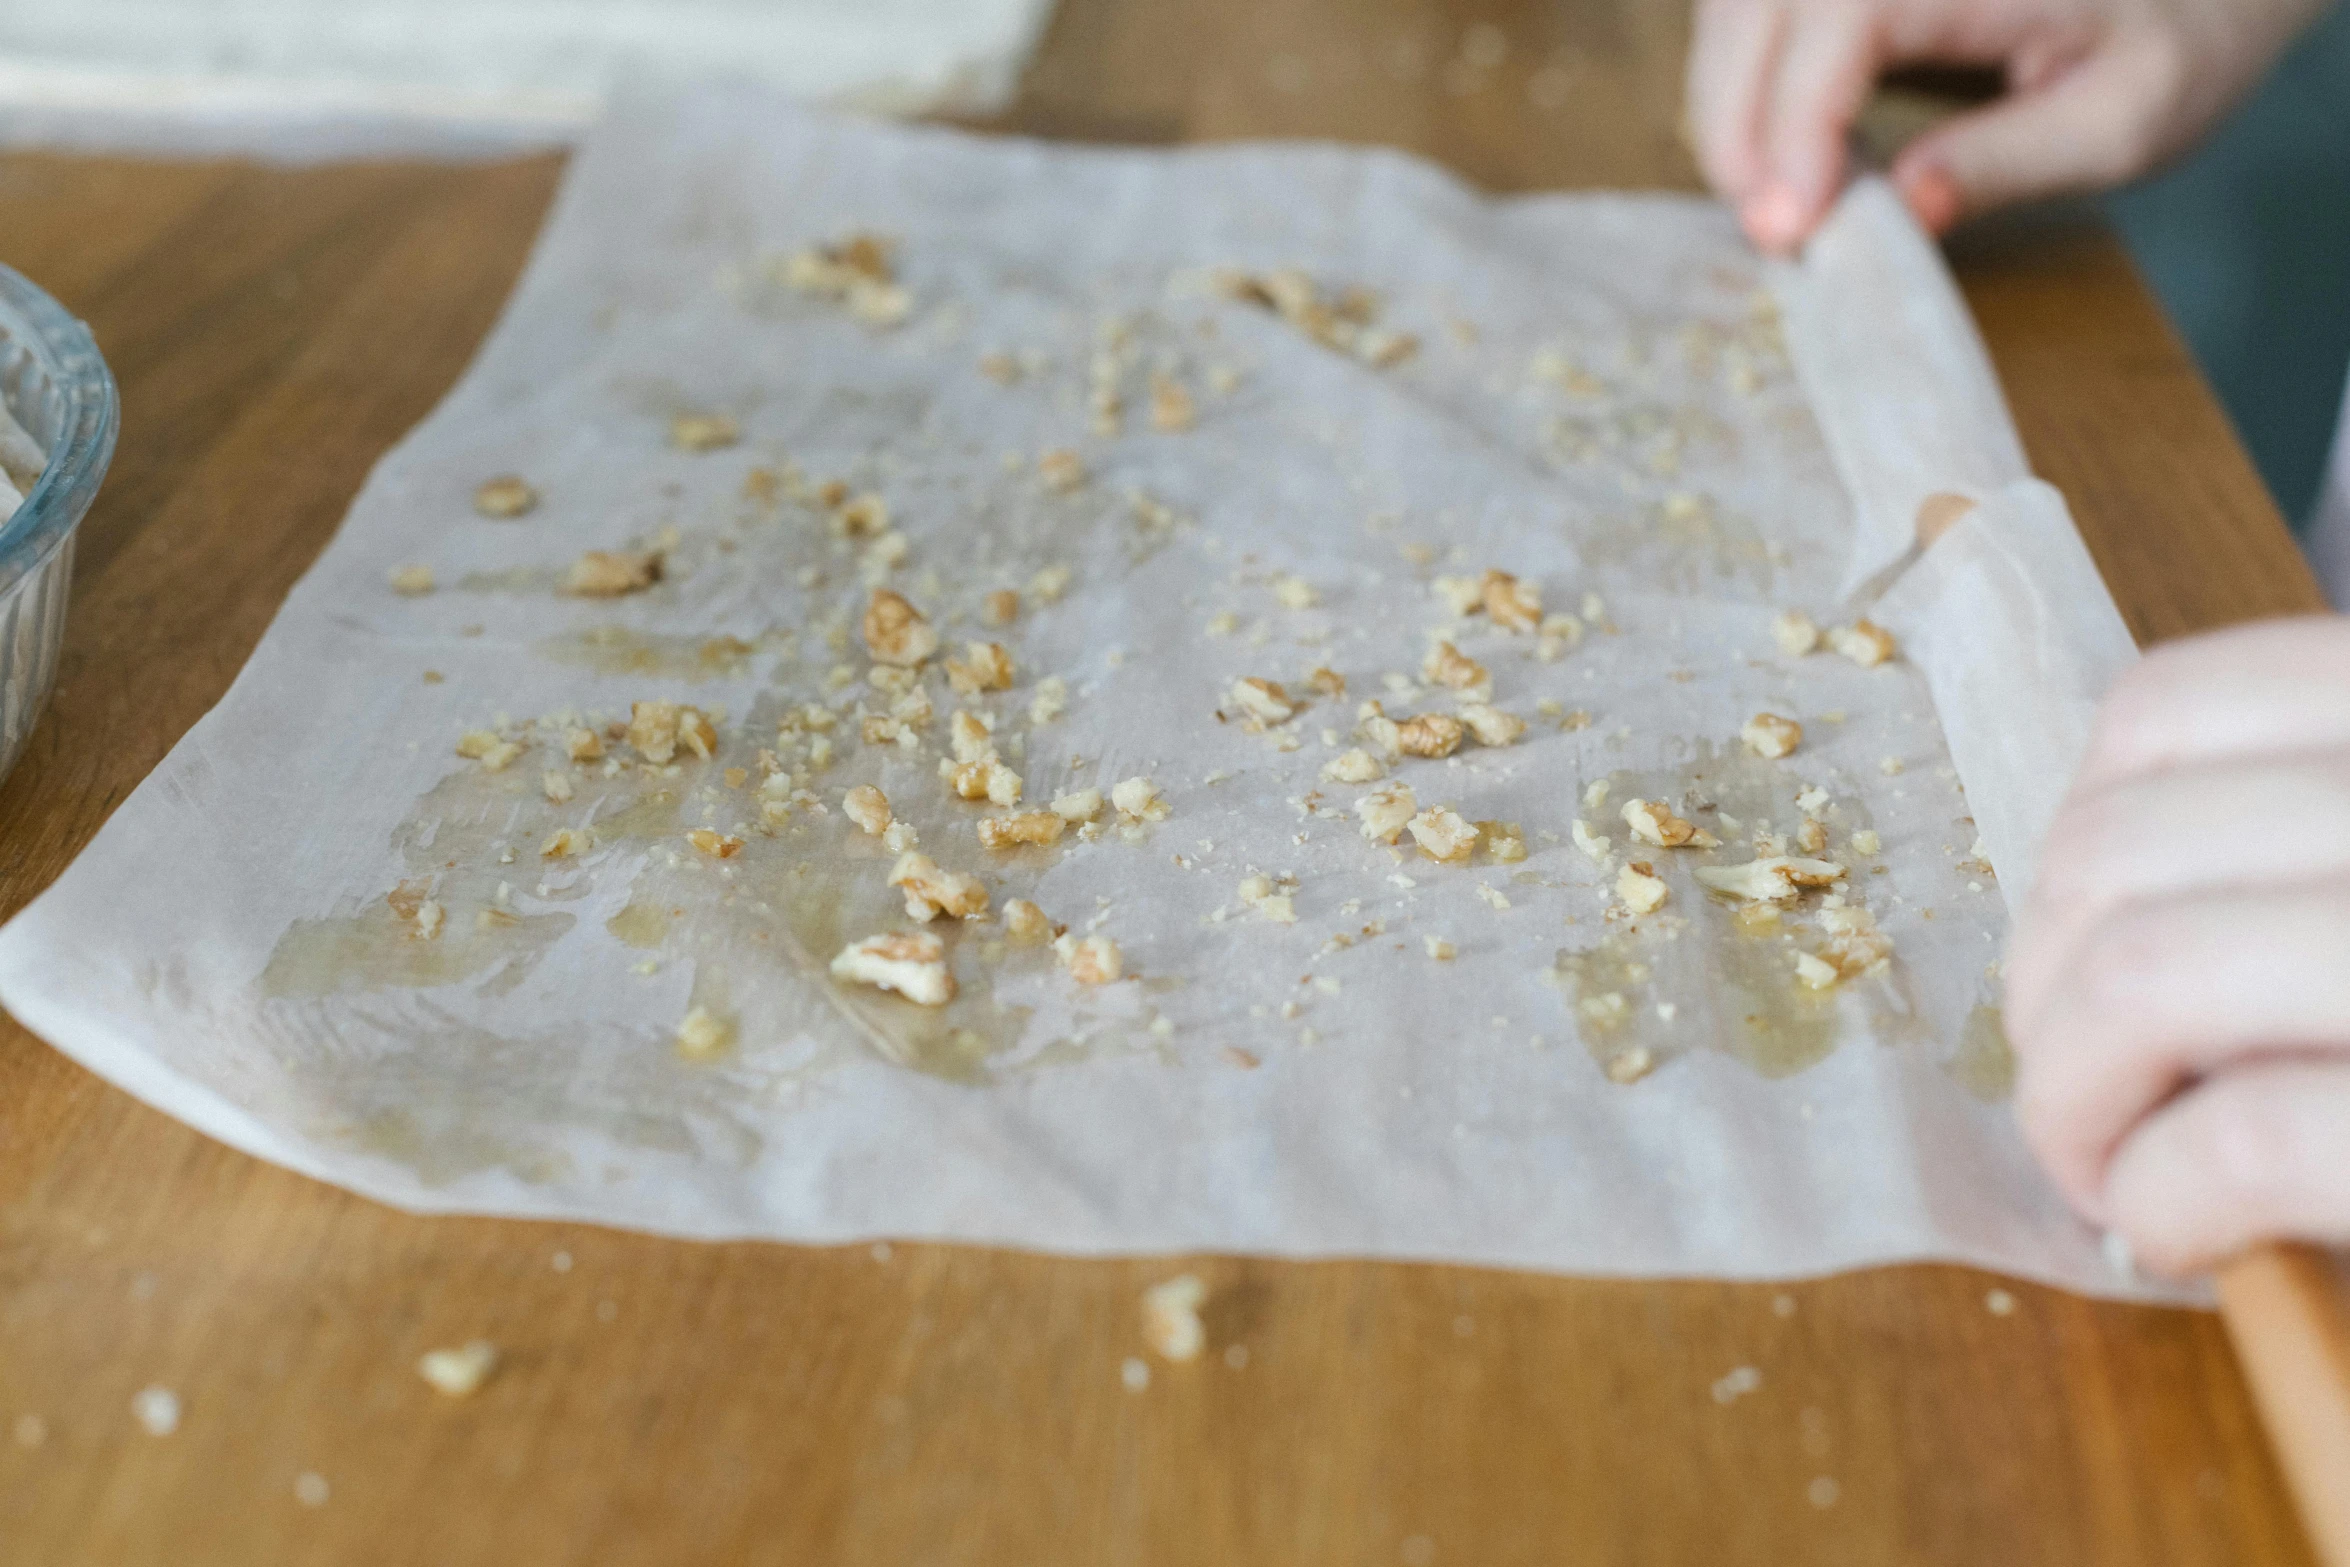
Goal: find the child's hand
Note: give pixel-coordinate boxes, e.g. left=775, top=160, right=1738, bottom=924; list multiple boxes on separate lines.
left=1686, top=0, right=2326, bottom=253
left=2005, top=618, right=2350, bottom=1276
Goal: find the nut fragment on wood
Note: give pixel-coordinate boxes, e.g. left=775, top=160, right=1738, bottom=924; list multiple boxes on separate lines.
left=417, top=1341, right=500, bottom=1398
left=831, top=930, right=955, bottom=1005
left=472, top=475, right=538, bottom=518
left=1141, top=1274, right=1208, bottom=1361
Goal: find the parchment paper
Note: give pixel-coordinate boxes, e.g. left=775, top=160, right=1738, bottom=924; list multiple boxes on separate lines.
left=0, top=92, right=2175, bottom=1300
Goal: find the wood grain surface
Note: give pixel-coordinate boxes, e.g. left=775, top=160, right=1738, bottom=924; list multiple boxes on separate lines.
left=0, top=2, right=2338, bottom=1561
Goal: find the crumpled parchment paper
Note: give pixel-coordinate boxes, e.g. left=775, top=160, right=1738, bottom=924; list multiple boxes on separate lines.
left=0, top=91, right=2174, bottom=1300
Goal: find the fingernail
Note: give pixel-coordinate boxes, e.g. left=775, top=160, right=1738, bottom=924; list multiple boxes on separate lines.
left=1741, top=182, right=1809, bottom=255
left=1898, top=162, right=1962, bottom=237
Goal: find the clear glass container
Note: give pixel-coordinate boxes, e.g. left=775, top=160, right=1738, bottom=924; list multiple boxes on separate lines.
left=0, top=263, right=119, bottom=786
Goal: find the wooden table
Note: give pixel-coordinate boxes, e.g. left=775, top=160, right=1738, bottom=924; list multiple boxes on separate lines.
left=0, top=2, right=2339, bottom=1561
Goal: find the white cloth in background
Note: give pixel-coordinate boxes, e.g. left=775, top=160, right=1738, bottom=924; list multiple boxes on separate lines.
left=0, top=0, right=1057, bottom=157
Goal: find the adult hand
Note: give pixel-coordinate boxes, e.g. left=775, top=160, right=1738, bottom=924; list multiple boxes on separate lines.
left=1686, top=0, right=2327, bottom=253
left=2005, top=617, right=2350, bottom=1276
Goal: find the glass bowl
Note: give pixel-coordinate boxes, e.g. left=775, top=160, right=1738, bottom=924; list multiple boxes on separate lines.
left=0, top=263, right=119, bottom=787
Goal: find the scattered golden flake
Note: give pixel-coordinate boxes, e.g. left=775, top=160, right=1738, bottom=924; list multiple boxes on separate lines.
left=1051, top=787, right=1106, bottom=823
left=1322, top=747, right=1385, bottom=784
left=944, top=641, right=1014, bottom=694
left=844, top=784, right=892, bottom=836
left=1356, top=781, right=1418, bottom=843
left=1214, top=268, right=1417, bottom=366
left=455, top=730, right=523, bottom=771
left=1141, top=1274, right=1208, bottom=1361
left=668, top=413, right=739, bottom=452
left=1230, top=676, right=1295, bottom=726
left=685, top=828, right=743, bottom=859
left=1306, top=666, right=1345, bottom=697
left=1796, top=817, right=1828, bottom=855
left=1423, top=640, right=1488, bottom=690
left=389, top=564, right=435, bottom=596
left=472, top=475, right=537, bottom=518
left=1481, top=569, right=1543, bottom=632
left=1003, top=899, right=1055, bottom=944
left=628, top=700, right=716, bottom=764
left=831, top=930, right=955, bottom=1004
left=1828, top=619, right=1897, bottom=667
left=563, top=549, right=663, bottom=598
left=1059, top=932, right=1124, bottom=984
left=542, top=770, right=574, bottom=804
left=890, top=852, right=989, bottom=921
left=1742, top=712, right=1803, bottom=759
left=1149, top=373, right=1197, bottom=432
left=783, top=233, right=910, bottom=326
left=1424, top=935, right=1457, bottom=961
left=417, top=1341, right=499, bottom=1398
left=1112, top=776, right=1171, bottom=822
left=978, top=811, right=1064, bottom=849
left=1037, top=448, right=1087, bottom=493
left=1818, top=899, right=1894, bottom=975
left=565, top=727, right=604, bottom=763
left=1617, top=860, right=1669, bottom=915
left=1460, top=703, right=1525, bottom=747
left=1693, top=856, right=1844, bottom=903
left=1394, top=713, right=1465, bottom=759
left=541, top=827, right=591, bottom=859
left=862, top=588, right=939, bottom=666
left=1407, top=805, right=1477, bottom=863
left=1479, top=820, right=1528, bottom=862
left=1622, top=799, right=1716, bottom=849
left=412, top=898, right=446, bottom=940
left=1772, top=610, right=1820, bottom=657
left=1850, top=829, right=1882, bottom=856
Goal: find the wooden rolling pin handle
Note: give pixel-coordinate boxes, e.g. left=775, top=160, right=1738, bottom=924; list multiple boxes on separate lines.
left=2219, top=1242, right=2350, bottom=1566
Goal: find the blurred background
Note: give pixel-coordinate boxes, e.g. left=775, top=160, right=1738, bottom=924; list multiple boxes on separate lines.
left=0, top=0, right=2342, bottom=538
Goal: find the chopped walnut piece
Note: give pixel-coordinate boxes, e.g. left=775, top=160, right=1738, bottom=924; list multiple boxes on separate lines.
left=411, top=898, right=445, bottom=940
left=1828, top=619, right=1897, bottom=667
left=1603, top=1046, right=1656, bottom=1085
left=978, top=811, right=1065, bottom=849
left=1481, top=569, right=1543, bottom=632
left=1028, top=676, right=1068, bottom=727
left=944, top=641, right=1014, bottom=695
left=1796, top=817, right=1829, bottom=856
left=844, top=785, right=892, bottom=836
left=1058, top=932, right=1125, bottom=985
left=1432, top=575, right=1484, bottom=617
left=1795, top=952, right=1840, bottom=990
left=564, top=549, right=663, bottom=598
left=831, top=930, right=955, bottom=1005
left=1140, top=1274, right=1207, bottom=1362
left=784, top=234, right=910, bottom=327
left=455, top=730, right=523, bottom=771
left=1149, top=373, right=1197, bottom=432
left=1230, top=677, right=1295, bottom=725
left=1819, top=899, right=1895, bottom=975
left=669, top=413, right=739, bottom=452
left=1273, top=575, right=1320, bottom=610
left=1772, top=610, right=1821, bottom=658
left=1617, top=860, right=1669, bottom=915
left=1423, top=641, right=1488, bottom=690
left=1051, top=787, right=1105, bottom=823
left=1622, top=798, right=1714, bottom=848
left=984, top=589, right=1021, bottom=626
left=389, top=564, right=435, bottom=596
left=1572, top=818, right=1612, bottom=863
left=1003, top=899, right=1055, bottom=944
left=1479, top=820, right=1528, bottom=862
left=1029, top=564, right=1073, bottom=604
left=1238, top=874, right=1297, bottom=923
left=1322, top=748, right=1385, bottom=784
left=417, top=1341, right=499, bottom=1398
left=1460, top=703, right=1526, bottom=747
left=1850, top=829, right=1882, bottom=856
left=1395, top=713, right=1466, bottom=759
left=565, top=727, right=604, bottom=763
left=541, top=827, right=591, bottom=859
left=1741, top=712, right=1803, bottom=760
left=542, top=771, right=574, bottom=804
left=889, top=852, right=990, bottom=921
left=833, top=492, right=890, bottom=539
left=862, top=588, right=940, bottom=666
left=1408, top=805, right=1478, bottom=863
left=627, top=701, right=716, bottom=764
left=473, top=475, right=537, bottom=518
left=1692, top=856, right=1845, bottom=903
left=1356, top=782, right=1418, bottom=843
left=675, top=1005, right=734, bottom=1060
left=1037, top=448, right=1087, bottom=493
left=1111, top=776, right=1170, bottom=822
left=1424, top=935, right=1457, bottom=961
left=948, top=710, right=997, bottom=765
left=1307, top=666, right=1346, bottom=697
left=685, top=828, right=743, bottom=859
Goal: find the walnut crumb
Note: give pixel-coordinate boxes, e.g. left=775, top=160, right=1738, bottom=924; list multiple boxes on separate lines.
left=1003, top=899, right=1055, bottom=944
left=628, top=701, right=716, bottom=764
left=978, top=811, right=1064, bottom=849
left=1432, top=575, right=1484, bottom=617
left=1850, top=829, right=1882, bottom=856
left=412, top=898, right=445, bottom=940
left=1622, top=798, right=1715, bottom=848
left=541, top=827, right=590, bottom=859
left=1795, top=952, right=1840, bottom=990
left=890, top=852, right=989, bottom=921
left=863, top=589, right=940, bottom=666
left=1355, top=781, right=1418, bottom=843
left=1231, top=677, right=1295, bottom=726
left=983, top=589, right=1021, bottom=627
left=945, top=642, right=1014, bottom=694
left=1394, top=713, right=1466, bottom=759
left=1037, top=448, right=1087, bottom=493
left=685, top=828, right=743, bottom=859
left=831, top=930, right=955, bottom=1005
left=542, top=771, right=574, bottom=804
left=1274, top=575, right=1320, bottom=610
left=1617, top=860, right=1669, bottom=914
left=417, top=1341, right=499, bottom=1398
left=1460, top=703, right=1526, bottom=747
left=675, top=1005, right=734, bottom=1060
left=472, top=475, right=537, bottom=518
left=1692, top=856, right=1845, bottom=903
left=1149, top=374, right=1196, bottom=433
left=1796, top=817, right=1828, bottom=855
left=1307, top=666, right=1345, bottom=697
left=565, top=727, right=604, bottom=763
left=1828, top=619, right=1897, bottom=667
left=1141, top=1274, right=1207, bottom=1361
left=844, top=785, right=892, bottom=836
left=1058, top=932, right=1124, bottom=984
left=1424, top=935, right=1457, bottom=960
left=1407, top=805, right=1478, bottom=863
left=1772, top=611, right=1821, bottom=657
left=389, top=564, right=435, bottom=596
left=1423, top=641, right=1488, bottom=690
left=1481, top=569, right=1543, bottom=632
left=456, top=730, right=523, bottom=771
left=783, top=234, right=910, bottom=325
left=1742, top=712, right=1803, bottom=759
left=1604, top=1046, right=1656, bottom=1085
left=1051, top=787, right=1106, bottom=823
left=1572, top=819, right=1612, bottom=863
left=564, top=549, right=662, bottom=598
left=1112, top=777, right=1170, bottom=822
left=1322, top=748, right=1385, bottom=784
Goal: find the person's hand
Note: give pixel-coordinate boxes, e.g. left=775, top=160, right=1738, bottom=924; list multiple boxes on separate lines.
left=2005, top=617, right=2350, bottom=1277
left=1686, top=0, right=2328, bottom=254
